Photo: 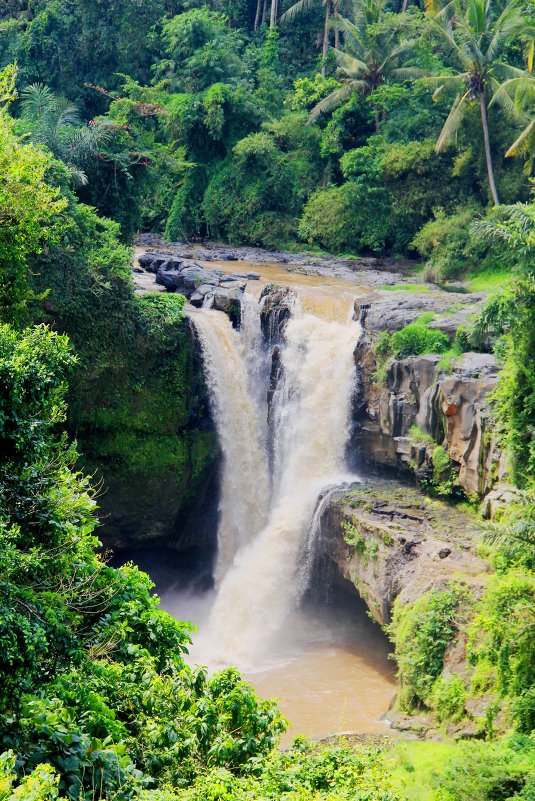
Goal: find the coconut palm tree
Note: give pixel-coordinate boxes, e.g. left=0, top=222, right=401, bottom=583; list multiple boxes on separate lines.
left=308, top=0, right=425, bottom=127
left=280, top=0, right=351, bottom=72
left=428, top=0, right=528, bottom=206
left=20, top=83, right=112, bottom=186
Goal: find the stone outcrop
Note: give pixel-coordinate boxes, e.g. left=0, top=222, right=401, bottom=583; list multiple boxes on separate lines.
left=355, top=290, right=485, bottom=337
left=139, top=251, right=258, bottom=320
left=311, top=481, right=489, bottom=626
left=353, top=291, right=506, bottom=499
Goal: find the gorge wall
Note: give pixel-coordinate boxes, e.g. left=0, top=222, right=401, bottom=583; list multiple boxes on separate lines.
left=70, top=312, right=220, bottom=554
left=352, top=290, right=507, bottom=501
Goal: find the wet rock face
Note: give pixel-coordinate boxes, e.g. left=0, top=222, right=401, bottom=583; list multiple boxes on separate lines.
left=259, top=284, right=296, bottom=346
left=83, top=317, right=221, bottom=555
left=352, top=292, right=506, bottom=499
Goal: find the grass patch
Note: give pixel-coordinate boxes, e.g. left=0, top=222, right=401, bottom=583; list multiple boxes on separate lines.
left=379, top=283, right=433, bottom=293
left=389, top=741, right=459, bottom=801
left=408, top=424, right=435, bottom=445
left=465, top=267, right=512, bottom=292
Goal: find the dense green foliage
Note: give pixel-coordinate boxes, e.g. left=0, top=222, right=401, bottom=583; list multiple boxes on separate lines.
left=1, top=0, right=535, bottom=793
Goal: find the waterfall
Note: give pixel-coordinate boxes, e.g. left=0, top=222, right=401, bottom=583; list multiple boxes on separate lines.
left=191, top=308, right=270, bottom=582
left=190, top=295, right=361, bottom=667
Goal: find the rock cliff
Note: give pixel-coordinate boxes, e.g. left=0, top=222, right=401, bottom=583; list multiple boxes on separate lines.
left=310, top=481, right=488, bottom=626
left=353, top=291, right=506, bottom=499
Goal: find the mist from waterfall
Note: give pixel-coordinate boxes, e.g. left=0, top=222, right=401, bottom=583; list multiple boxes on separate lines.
left=191, top=291, right=361, bottom=668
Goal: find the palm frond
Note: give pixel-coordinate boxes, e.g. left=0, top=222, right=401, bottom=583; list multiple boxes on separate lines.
left=436, top=89, right=471, bottom=151
left=390, top=66, right=428, bottom=81
left=429, top=17, right=475, bottom=73
left=280, top=0, right=319, bottom=24
left=20, top=83, right=58, bottom=121
left=506, top=117, right=535, bottom=157
left=308, top=82, right=358, bottom=122
left=333, top=48, right=368, bottom=77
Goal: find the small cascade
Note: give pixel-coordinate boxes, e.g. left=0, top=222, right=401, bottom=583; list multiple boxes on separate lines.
left=190, top=288, right=361, bottom=667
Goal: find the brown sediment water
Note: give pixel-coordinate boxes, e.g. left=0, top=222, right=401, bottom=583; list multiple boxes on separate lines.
left=201, top=258, right=366, bottom=322
left=162, top=591, right=396, bottom=746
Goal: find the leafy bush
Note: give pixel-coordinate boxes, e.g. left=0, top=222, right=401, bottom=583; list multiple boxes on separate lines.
left=412, top=205, right=485, bottom=282
left=203, top=113, right=322, bottom=248
left=388, top=585, right=465, bottom=711
left=468, top=569, right=535, bottom=733
left=430, top=445, right=460, bottom=498
left=298, top=180, right=392, bottom=254
left=390, top=324, right=450, bottom=359
left=429, top=736, right=535, bottom=801
left=431, top=675, right=467, bottom=723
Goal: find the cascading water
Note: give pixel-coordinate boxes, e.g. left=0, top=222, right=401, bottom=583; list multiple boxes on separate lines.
left=191, top=307, right=269, bottom=583
left=191, top=290, right=361, bottom=668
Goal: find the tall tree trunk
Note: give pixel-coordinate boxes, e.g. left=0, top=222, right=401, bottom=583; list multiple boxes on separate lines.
left=269, top=0, right=278, bottom=28
left=479, top=93, right=500, bottom=205
left=373, top=103, right=380, bottom=131
left=334, top=25, right=339, bottom=49
left=321, top=0, right=331, bottom=76
left=401, top=0, right=409, bottom=10
left=262, top=0, right=268, bottom=25
left=254, top=0, right=262, bottom=29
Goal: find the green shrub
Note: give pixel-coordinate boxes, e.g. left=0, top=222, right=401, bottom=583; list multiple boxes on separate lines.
left=431, top=675, right=467, bottom=723
left=390, top=323, right=450, bottom=359
left=388, top=585, right=465, bottom=711
left=411, top=205, right=484, bottom=281
left=298, top=179, right=392, bottom=254
left=468, top=569, right=535, bottom=733
left=428, top=737, right=535, bottom=801
left=409, top=424, right=435, bottom=445
left=430, top=445, right=460, bottom=497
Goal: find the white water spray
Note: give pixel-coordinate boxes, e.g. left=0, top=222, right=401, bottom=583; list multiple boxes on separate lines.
left=191, top=295, right=360, bottom=667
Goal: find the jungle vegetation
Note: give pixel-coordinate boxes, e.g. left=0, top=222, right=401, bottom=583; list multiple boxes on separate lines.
left=0, top=0, right=534, bottom=797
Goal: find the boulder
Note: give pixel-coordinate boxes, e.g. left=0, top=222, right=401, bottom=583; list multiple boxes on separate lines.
left=139, top=252, right=177, bottom=274
left=211, top=287, right=242, bottom=314
left=190, top=285, right=215, bottom=308
left=260, top=284, right=297, bottom=345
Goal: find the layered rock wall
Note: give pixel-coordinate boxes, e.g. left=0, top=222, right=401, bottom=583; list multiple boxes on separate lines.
left=353, top=292, right=507, bottom=499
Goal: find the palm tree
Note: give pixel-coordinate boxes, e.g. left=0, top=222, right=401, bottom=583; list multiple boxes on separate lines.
left=280, top=0, right=351, bottom=72
left=308, top=0, right=425, bottom=127
left=20, top=84, right=112, bottom=186
left=428, top=0, right=528, bottom=206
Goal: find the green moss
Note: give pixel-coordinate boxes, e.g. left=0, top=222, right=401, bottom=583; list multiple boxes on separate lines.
left=409, top=424, right=435, bottom=445
left=466, top=267, right=513, bottom=293
left=342, top=521, right=379, bottom=565
left=378, top=283, right=433, bottom=293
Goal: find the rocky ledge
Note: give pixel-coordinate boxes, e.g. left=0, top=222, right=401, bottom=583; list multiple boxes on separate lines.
left=310, top=480, right=497, bottom=737
left=138, top=250, right=260, bottom=322
left=313, top=481, right=488, bottom=627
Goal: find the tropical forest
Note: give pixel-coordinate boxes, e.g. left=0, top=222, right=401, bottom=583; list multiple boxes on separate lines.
left=0, top=0, right=534, bottom=797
